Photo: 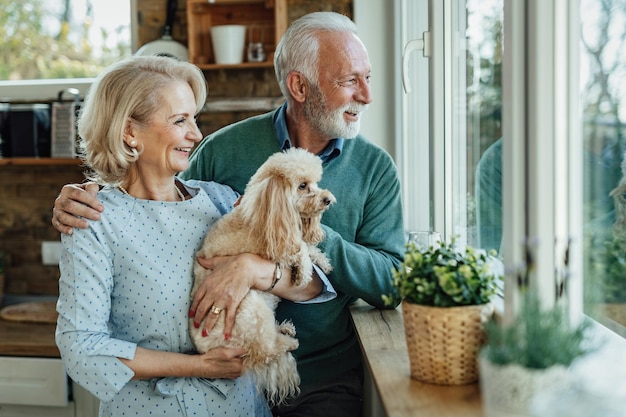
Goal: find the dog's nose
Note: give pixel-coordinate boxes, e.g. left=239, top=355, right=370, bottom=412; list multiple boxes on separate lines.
left=323, top=197, right=332, bottom=206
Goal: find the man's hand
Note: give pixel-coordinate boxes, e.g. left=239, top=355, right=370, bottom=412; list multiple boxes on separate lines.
left=52, top=182, right=104, bottom=234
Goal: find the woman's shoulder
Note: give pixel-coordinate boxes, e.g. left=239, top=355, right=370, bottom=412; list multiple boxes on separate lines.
left=179, top=178, right=239, bottom=214
left=179, top=178, right=236, bottom=196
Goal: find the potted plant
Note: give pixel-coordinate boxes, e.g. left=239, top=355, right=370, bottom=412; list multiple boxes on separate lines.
left=383, top=236, right=501, bottom=385
left=479, top=294, right=596, bottom=417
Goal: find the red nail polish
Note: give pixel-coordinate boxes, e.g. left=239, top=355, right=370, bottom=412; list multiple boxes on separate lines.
left=193, top=322, right=199, bottom=329
left=202, top=329, right=208, bottom=337
left=189, top=309, right=195, bottom=318
left=224, top=333, right=231, bottom=341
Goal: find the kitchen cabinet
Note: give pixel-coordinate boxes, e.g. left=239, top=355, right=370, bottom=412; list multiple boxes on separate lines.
left=0, top=357, right=67, bottom=407
left=186, top=0, right=287, bottom=69
left=0, top=309, right=99, bottom=417
left=0, top=379, right=98, bottom=417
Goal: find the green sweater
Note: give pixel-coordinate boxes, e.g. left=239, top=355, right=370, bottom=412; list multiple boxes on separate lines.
left=181, top=108, right=405, bottom=385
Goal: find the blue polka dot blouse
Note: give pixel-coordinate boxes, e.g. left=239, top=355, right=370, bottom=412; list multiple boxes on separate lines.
left=56, top=179, right=271, bottom=417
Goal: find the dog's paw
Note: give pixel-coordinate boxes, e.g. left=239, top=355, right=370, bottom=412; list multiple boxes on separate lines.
left=278, top=320, right=296, bottom=337
left=309, top=246, right=333, bottom=274
left=316, top=256, right=333, bottom=274
left=290, top=263, right=313, bottom=287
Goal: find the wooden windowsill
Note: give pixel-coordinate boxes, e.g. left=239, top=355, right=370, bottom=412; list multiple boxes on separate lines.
left=350, top=300, right=483, bottom=417
left=0, top=158, right=81, bottom=166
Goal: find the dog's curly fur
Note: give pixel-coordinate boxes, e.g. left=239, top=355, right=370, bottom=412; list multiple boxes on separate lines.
left=189, top=148, right=335, bottom=405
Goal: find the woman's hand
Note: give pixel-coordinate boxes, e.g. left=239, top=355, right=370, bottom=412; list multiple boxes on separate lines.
left=52, top=182, right=104, bottom=234
left=190, top=253, right=324, bottom=340
left=121, top=346, right=246, bottom=380
left=190, top=253, right=273, bottom=341
left=195, top=346, right=246, bottom=379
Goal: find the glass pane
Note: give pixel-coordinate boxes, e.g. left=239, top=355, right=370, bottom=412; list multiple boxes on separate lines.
left=580, top=0, right=626, bottom=337
left=454, top=0, right=503, bottom=252
left=0, top=0, right=131, bottom=80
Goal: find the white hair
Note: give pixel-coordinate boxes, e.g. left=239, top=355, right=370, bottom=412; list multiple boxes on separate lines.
left=274, top=12, right=357, bottom=98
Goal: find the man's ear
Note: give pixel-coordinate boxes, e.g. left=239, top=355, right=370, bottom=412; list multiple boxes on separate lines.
left=286, top=71, right=308, bottom=103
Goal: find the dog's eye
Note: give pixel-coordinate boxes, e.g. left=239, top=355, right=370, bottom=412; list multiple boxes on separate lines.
left=299, top=182, right=307, bottom=190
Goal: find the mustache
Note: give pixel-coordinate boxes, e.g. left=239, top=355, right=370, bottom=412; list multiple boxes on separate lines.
left=342, top=103, right=369, bottom=115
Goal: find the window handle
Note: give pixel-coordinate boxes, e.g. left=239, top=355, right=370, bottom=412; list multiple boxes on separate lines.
left=402, top=31, right=431, bottom=94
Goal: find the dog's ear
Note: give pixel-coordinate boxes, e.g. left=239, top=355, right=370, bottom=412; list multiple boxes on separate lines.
left=241, top=174, right=303, bottom=260
left=302, top=215, right=325, bottom=245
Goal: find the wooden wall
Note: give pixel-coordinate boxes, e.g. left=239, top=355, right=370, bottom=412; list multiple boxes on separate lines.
left=0, top=0, right=352, bottom=298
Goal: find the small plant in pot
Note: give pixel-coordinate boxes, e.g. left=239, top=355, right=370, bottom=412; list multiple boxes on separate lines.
left=382, top=236, right=501, bottom=385
left=479, top=293, right=596, bottom=417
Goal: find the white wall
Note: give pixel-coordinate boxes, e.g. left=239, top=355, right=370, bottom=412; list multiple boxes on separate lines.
left=354, top=0, right=396, bottom=158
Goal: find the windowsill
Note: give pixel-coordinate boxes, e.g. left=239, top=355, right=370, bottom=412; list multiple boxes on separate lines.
left=585, top=317, right=626, bottom=358
left=0, top=78, right=95, bottom=102
left=0, top=79, right=285, bottom=115
left=350, top=301, right=482, bottom=417
left=350, top=299, right=626, bottom=417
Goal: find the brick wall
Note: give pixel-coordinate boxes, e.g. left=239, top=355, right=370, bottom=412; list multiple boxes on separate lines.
left=0, top=0, right=352, bottom=298
left=137, top=0, right=353, bottom=49
left=0, top=164, right=84, bottom=295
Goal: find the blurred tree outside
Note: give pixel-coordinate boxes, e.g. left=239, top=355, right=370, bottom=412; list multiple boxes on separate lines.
left=0, top=0, right=131, bottom=80
left=580, top=0, right=626, bottom=331
left=581, top=0, right=626, bottom=222
left=465, top=0, right=503, bottom=249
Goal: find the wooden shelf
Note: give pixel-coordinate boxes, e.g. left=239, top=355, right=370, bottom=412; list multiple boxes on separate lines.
left=197, top=61, right=274, bottom=70
left=186, top=0, right=287, bottom=67
left=0, top=158, right=81, bottom=166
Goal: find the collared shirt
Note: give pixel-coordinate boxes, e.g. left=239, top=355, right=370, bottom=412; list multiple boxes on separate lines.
left=272, top=102, right=344, bottom=163
left=271, top=103, right=342, bottom=288
left=182, top=106, right=406, bottom=386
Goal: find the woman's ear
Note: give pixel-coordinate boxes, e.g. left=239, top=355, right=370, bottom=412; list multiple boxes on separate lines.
left=123, top=118, right=138, bottom=148
left=286, top=71, right=308, bottom=103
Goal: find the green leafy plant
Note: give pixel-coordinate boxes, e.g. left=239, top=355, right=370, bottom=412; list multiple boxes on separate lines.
left=482, top=295, right=595, bottom=369
left=383, top=237, right=501, bottom=307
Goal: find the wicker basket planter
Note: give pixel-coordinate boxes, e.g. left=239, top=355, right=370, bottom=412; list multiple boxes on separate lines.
left=402, top=301, right=494, bottom=385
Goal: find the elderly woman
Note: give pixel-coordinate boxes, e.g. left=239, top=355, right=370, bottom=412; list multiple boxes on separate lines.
left=55, top=55, right=323, bottom=417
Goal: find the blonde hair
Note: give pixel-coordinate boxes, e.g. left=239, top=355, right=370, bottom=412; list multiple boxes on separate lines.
left=77, top=55, right=207, bottom=185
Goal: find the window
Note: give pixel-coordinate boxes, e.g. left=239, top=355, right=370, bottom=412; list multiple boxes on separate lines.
left=398, top=0, right=503, bottom=248
left=399, top=0, right=625, bottom=338
left=0, top=0, right=132, bottom=100
left=580, top=0, right=626, bottom=337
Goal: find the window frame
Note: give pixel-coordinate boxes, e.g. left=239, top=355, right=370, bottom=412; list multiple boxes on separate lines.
left=0, top=0, right=137, bottom=102
left=502, top=0, right=583, bottom=323
left=397, top=0, right=587, bottom=324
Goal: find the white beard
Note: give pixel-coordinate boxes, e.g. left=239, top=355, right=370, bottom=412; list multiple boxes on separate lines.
left=304, top=84, right=367, bottom=139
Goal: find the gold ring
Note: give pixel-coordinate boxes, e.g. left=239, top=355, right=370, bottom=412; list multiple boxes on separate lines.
left=210, top=306, right=223, bottom=315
